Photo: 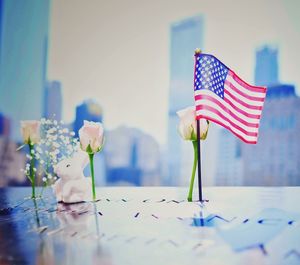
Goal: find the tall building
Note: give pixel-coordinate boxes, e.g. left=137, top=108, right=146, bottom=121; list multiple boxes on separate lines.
left=0, top=112, right=10, bottom=136
left=215, top=46, right=300, bottom=186
left=44, top=81, right=62, bottom=121
left=0, top=0, right=50, bottom=140
left=243, top=84, right=300, bottom=186
left=0, top=137, right=26, bottom=187
left=105, top=126, right=161, bottom=186
left=255, top=46, right=279, bottom=86
left=167, top=15, right=204, bottom=186
left=214, top=130, right=243, bottom=186
left=73, top=100, right=103, bottom=137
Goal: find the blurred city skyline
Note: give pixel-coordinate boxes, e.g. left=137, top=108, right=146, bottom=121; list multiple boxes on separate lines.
left=1, top=0, right=300, bottom=187
left=48, top=0, right=300, bottom=145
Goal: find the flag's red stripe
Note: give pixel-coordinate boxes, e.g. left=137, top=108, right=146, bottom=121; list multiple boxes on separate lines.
left=196, top=105, right=258, bottom=137
left=224, top=89, right=263, bottom=110
left=195, top=93, right=261, bottom=119
left=224, top=80, right=265, bottom=102
left=228, top=71, right=267, bottom=93
left=195, top=94, right=259, bottom=128
left=196, top=114, right=257, bottom=144
left=222, top=97, right=261, bottom=119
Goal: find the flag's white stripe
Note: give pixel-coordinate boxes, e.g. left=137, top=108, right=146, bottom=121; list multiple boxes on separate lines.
left=224, top=82, right=264, bottom=107
left=196, top=99, right=259, bottom=133
left=196, top=109, right=257, bottom=142
left=195, top=90, right=262, bottom=119
left=223, top=90, right=262, bottom=115
left=227, top=75, right=266, bottom=98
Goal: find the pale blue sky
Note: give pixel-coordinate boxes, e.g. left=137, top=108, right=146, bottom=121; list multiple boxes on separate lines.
left=48, top=0, right=300, bottom=144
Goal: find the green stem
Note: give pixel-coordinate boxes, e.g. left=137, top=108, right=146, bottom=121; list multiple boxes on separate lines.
left=187, top=141, right=198, bottom=202
left=28, top=143, right=36, bottom=199
left=33, top=198, right=40, bottom=227
left=89, top=153, right=96, bottom=201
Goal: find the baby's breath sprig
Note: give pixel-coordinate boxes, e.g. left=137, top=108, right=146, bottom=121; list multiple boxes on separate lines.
left=21, top=118, right=79, bottom=186
left=30, top=118, right=79, bottom=187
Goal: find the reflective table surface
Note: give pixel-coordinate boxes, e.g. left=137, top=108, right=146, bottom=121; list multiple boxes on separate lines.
left=0, top=187, right=300, bottom=265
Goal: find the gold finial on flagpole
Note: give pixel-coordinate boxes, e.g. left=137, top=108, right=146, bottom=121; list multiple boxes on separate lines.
left=195, top=48, right=202, bottom=55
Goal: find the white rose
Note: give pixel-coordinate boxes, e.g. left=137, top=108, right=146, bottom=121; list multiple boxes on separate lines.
left=177, top=106, right=209, bottom=141
left=20, top=120, right=41, bottom=144
left=79, top=120, right=104, bottom=153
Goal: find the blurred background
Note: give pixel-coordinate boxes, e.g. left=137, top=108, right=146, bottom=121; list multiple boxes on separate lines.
left=0, top=0, right=299, bottom=187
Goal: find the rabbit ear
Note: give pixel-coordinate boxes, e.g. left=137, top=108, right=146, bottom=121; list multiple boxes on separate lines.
left=72, top=151, right=89, bottom=169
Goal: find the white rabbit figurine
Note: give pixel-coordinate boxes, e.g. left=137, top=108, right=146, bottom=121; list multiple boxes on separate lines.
left=53, top=151, right=92, bottom=203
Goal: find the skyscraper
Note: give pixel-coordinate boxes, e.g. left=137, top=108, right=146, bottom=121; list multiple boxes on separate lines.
left=0, top=137, right=26, bottom=187
left=73, top=100, right=103, bottom=137
left=243, top=84, right=300, bottom=186
left=255, top=46, right=279, bottom=86
left=0, top=112, right=10, bottom=136
left=44, top=80, right=62, bottom=121
left=214, top=130, right=243, bottom=186
left=0, top=0, right=50, bottom=140
left=105, top=126, right=161, bottom=186
left=167, top=15, right=204, bottom=186
left=215, top=46, right=300, bottom=186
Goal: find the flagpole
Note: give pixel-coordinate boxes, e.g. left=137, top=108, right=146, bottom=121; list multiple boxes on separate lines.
left=194, top=48, right=203, bottom=202
left=196, top=119, right=203, bottom=202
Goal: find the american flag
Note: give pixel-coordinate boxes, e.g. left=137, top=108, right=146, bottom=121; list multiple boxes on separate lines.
left=194, top=53, right=267, bottom=144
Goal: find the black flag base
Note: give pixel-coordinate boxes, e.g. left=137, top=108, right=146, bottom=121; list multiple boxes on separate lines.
left=189, top=198, right=209, bottom=204
left=200, top=199, right=209, bottom=203
left=198, top=199, right=209, bottom=206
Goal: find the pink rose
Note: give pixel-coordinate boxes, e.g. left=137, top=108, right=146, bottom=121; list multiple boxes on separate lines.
left=20, top=120, right=41, bottom=144
left=79, top=120, right=104, bottom=153
left=177, top=106, right=209, bottom=141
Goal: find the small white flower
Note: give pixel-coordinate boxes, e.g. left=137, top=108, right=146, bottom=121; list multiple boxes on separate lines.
left=53, top=142, right=60, bottom=148
left=70, top=131, right=75, bottom=136
left=48, top=128, right=55, bottom=134
left=36, top=146, right=43, bottom=153
left=42, top=177, right=47, bottom=182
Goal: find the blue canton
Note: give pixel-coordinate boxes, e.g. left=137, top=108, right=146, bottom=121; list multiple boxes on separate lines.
left=194, top=54, right=229, bottom=99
